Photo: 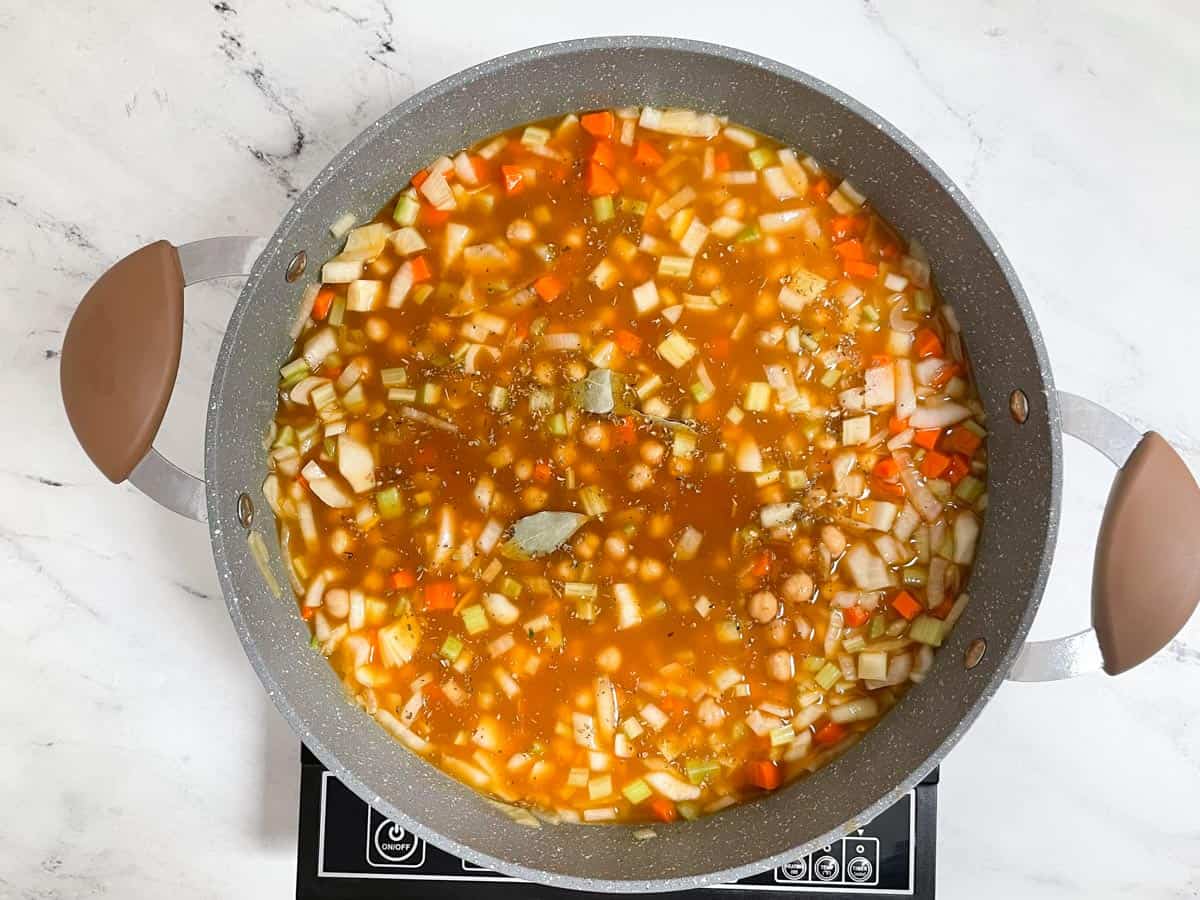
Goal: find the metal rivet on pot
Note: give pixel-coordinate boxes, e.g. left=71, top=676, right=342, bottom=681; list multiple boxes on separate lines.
left=236, top=492, right=254, bottom=528
left=1009, top=389, right=1029, bottom=424
left=285, top=250, right=307, bottom=283
left=964, top=638, right=987, bottom=669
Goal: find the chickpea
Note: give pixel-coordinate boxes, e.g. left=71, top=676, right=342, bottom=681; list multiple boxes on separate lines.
left=697, top=697, right=726, bottom=728
left=782, top=572, right=815, bottom=605
left=596, top=645, right=622, bottom=673
left=513, top=457, right=534, bottom=481
left=521, top=485, right=549, bottom=510
left=477, top=689, right=497, bottom=711
left=753, top=290, right=778, bottom=319
left=639, top=557, right=665, bottom=582
left=639, top=440, right=666, bottom=466
left=604, top=533, right=629, bottom=561
left=573, top=530, right=601, bottom=561
left=506, top=218, right=536, bottom=244
left=721, top=197, right=746, bottom=218
left=551, top=441, right=578, bottom=467
left=622, top=557, right=639, bottom=577
left=815, top=433, right=838, bottom=451
left=564, top=360, right=588, bottom=382
left=647, top=513, right=672, bottom=539
left=364, top=316, right=390, bottom=342
left=820, top=525, right=847, bottom=556
left=748, top=590, right=779, bottom=623
left=627, top=463, right=654, bottom=492
left=766, top=618, right=792, bottom=645
left=323, top=588, right=350, bottom=619
left=695, top=263, right=721, bottom=290
left=581, top=422, right=609, bottom=450
left=668, top=457, right=694, bottom=478
left=577, top=460, right=598, bottom=481
left=790, top=537, right=813, bottom=564
left=387, top=334, right=409, bottom=356
left=563, top=225, right=586, bottom=249
left=533, top=359, right=556, bottom=386
left=767, top=649, right=795, bottom=682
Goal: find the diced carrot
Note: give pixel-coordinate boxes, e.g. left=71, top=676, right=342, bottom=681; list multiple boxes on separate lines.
left=585, top=160, right=620, bottom=196
left=532, top=462, right=553, bottom=483
left=873, top=458, right=900, bottom=482
left=632, top=139, right=665, bottom=169
left=512, top=314, right=531, bottom=340
left=873, top=478, right=906, bottom=500
left=300, top=606, right=315, bottom=621
left=414, top=444, right=437, bottom=467
left=843, top=606, right=870, bottom=629
left=812, top=178, right=831, bottom=199
left=390, top=569, right=416, bottom=590
left=944, top=454, right=970, bottom=486
left=828, top=215, right=865, bottom=240
left=311, top=287, right=336, bottom=321
left=418, top=204, right=450, bottom=227
left=942, top=426, right=983, bottom=457
left=411, top=169, right=429, bottom=189
left=913, top=429, right=941, bottom=450
left=746, top=760, right=783, bottom=791
left=750, top=550, right=772, bottom=578
left=833, top=239, right=865, bottom=261
left=613, top=416, right=637, bottom=446
left=919, top=450, right=951, bottom=479
left=845, top=260, right=879, bottom=279
left=707, top=336, right=731, bottom=361
left=659, top=695, right=687, bottom=716
left=423, top=580, right=456, bottom=611
left=580, top=110, right=615, bottom=138
left=714, top=151, right=731, bottom=171
left=888, top=415, right=909, bottom=435
left=296, top=473, right=309, bottom=492
left=589, top=139, right=616, bottom=170
left=931, top=597, right=956, bottom=619
left=869, top=354, right=891, bottom=368
left=614, top=329, right=643, bottom=354
left=648, top=796, right=678, bottom=822
left=879, top=240, right=901, bottom=259
left=322, top=365, right=342, bottom=378
left=501, top=164, right=526, bottom=195
left=409, top=255, right=432, bottom=283
left=469, top=155, right=489, bottom=184
left=914, top=328, right=944, bottom=359
left=891, top=590, right=922, bottom=621
left=533, top=273, right=565, bottom=302
left=814, top=721, right=847, bottom=747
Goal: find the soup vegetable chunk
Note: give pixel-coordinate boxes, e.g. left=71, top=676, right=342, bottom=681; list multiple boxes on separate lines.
left=264, top=107, right=987, bottom=825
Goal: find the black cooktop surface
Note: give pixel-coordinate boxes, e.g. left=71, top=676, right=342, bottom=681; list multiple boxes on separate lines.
left=297, top=746, right=937, bottom=899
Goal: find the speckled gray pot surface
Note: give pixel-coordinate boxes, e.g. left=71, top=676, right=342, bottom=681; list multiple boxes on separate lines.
left=205, top=37, right=1060, bottom=893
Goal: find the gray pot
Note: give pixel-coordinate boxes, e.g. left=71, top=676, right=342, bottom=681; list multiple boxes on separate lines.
left=59, top=37, right=1200, bottom=893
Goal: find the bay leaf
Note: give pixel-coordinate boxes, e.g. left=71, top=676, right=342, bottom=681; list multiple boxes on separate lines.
left=500, top=511, right=589, bottom=560
left=572, top=368, right=615, bottom=414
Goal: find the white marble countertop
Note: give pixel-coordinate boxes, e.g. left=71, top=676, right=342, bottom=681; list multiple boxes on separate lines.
left=3, top=2, right=1199, bottom=897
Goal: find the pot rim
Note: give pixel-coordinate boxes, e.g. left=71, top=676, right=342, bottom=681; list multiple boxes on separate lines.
left=205, top=35, right=1062, bottom=892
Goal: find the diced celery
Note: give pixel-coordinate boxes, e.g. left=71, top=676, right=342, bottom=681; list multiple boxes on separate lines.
left=685, top=758, right=720, bottom=784
left=769, top=724, right=795, bottom=747
left=914, top=289, right=932, bottom=313
left=375, top=486, right=404, bottom=519
left=488, top=385, right=509, bottom=411
left=842, top=634, right=866, bottom=654
left=461, top=604, right=489, bottom=635
left=819, top=367, right=842, bottom=388
left=785, top=469, right=808, bottom=490
left=658, top=256, right=694, bottom=279
left=579, top=485, right=609, bottom=516
left=440, top=634, right=464, bottom=661
left=657, top=331, right=697, bottom=368
left=868, top=615, right=887, bottom=640
left=902, top=565, right=928, bottom=587
left=622, top=779, right=652, bottom=804
left=748, top=147, right=776, bottom=170
left=381, top=367, right=408, bottom=387
left=499, top=576, right=523, bottom=599
left=547, top=412, right=568, bottom=436
left=393, top=194, right=419, bottom=227
left=592, top=195, right=615, bottom=223
left=955, top=476, right=985, bottom=503
left=388, top=387, right=417, bottom=404
left=418, top=382, right=443, bottom=406
left=327, top=295, right=346, bottom=327
left=815, top=661, right=841, bottom=690
left=909, top=615, right=945, bottom=646
left=743, top=382, right=771, bottom=411
left=279, top=357, right=310, bottom=388
left=620, top=197, right=649, bottom=216
left=690, top=382, right=714, bottom=403
left=803, top=655, right=826, bottom=673
left=734, top=225, right=761, bottom=243
left=563, top=582, right=598, bottom=599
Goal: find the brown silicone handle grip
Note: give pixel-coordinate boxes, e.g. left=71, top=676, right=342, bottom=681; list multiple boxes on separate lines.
left=60, top=240, right=184, bottom=483
left=1094, top=432, right=1200, bottom=674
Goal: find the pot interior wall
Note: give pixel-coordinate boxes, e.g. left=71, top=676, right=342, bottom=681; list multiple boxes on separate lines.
left=206, top=37, right=1059, bottom=891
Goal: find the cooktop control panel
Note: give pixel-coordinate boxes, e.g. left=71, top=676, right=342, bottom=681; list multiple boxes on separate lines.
left=298, top=746, right=937, bottom=899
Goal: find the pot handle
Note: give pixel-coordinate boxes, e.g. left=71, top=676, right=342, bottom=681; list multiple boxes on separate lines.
left=1008, top=391, right=1200, bottom=680
left=60, top=237, right=267, bottom=523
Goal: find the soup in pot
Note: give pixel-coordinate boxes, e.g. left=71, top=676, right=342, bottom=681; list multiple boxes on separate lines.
left=262, top=107, right=987, bottom=824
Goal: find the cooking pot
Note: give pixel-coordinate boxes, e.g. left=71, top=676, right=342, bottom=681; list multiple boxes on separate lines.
left=58, top=37, right=1200, bottom=892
